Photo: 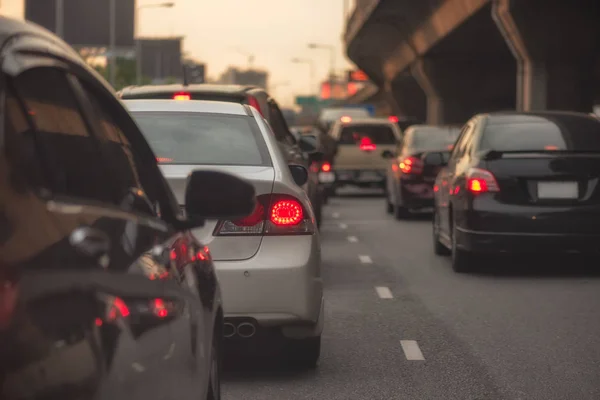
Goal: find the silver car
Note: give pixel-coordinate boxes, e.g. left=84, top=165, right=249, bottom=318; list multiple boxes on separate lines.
left=125, top=99, right=324, bottom=367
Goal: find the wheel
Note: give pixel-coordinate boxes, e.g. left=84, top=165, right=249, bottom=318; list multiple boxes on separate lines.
left=206, top=336, right=221, bottom=400
left=394, top=204, right=410, bottom=220
left=433, top=210, right=450, bottom=256
left=451, top=223, right=475, bottom=273
left=286, top=336, right=321, bottom=369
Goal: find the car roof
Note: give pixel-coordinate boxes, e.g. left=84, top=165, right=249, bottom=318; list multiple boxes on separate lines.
left=484, top=111, right=599, bottom=125
left=123, top=99, right=248, bottom=115
left=119, top=83, right=263, bottom=97
left=339, top=118, right=395, bottom=126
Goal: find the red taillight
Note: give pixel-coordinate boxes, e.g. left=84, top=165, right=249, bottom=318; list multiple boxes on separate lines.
left=388, top=116, right=399, bottom=123
left=270, top=200, right=303, bottom=226
left=153, top=298, right=169, bottom=318
left=247, top=95, right=264, bottom=116
left=214, top=194, right=315, bottom=236
left=107, top=297, right=130, bottom=322
left=399, top=156, right=423, bottom=174
left=173, top=92, right=191, bottom=101
left=157, top=157, right=173, bottom=163
left=321, top=162, right=332, bottom=172
left=359, top=137, right=376, bottom=151
left=466, top=168, right=499, bottom=194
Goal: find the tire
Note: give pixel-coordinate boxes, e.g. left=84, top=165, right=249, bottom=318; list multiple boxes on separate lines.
left=287, top=336, right=321, bottom=369
left=433, top=210, right=450, bottom=256
left=394, top=204, right=410, bottom=220
left=451, top=223, right=475, bottom=273
left=206, top=336, right=221, bottom=400
left=386, top=199, right=393, bottom=214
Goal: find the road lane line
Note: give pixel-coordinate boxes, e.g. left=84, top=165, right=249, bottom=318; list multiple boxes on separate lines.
left=375, top=286, right=393, bottom=299
left=347, top=236, right=358, bottom=243
left=339, top=223, right=348, bottom=229
left=332, top=212, right=340, bottom=218
left=400, top=340, right=425, bottom=361
left=358, top=255, right=372, bottom=264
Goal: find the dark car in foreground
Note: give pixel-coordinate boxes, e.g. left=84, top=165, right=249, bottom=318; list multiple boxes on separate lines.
left=0, top=17, right=255, bottom=400
left=432, top=111, right=600, bottom=272
left=383, top=125, right=460, bottom=218
left=118, top=84, right=324, bottom=226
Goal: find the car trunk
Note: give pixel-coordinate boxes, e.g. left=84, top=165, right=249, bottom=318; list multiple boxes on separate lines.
left=159, top=164, right=275, bottom=261
left=334, top=124, right=398, bottom=172
left=480, top=151, right=600, bottom=234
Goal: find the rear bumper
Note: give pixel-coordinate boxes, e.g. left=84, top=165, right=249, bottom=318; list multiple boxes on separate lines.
left=214, top=235, right=323, bottom=329
left=456, top=226, right=600, bottom=255
left=400, top=181, right=435, bottom=209
left=335, top=169, right=386, bottom=186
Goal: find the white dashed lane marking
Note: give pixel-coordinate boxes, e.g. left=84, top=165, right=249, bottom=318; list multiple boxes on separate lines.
left=339, top=223, right=348, bottom=229
left=347, top=236, right=358, bottom=243
left=358, top=255, right=372, bottom=264
left=400, top=340, right=425, bottom=361
left=375, top=286, right=393, bottom=299
left=332, top=212, right=340, bottom=218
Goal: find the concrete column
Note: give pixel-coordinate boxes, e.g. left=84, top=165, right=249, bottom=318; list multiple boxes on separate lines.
left=411, top=60, right=444, bottom=125
left=493, top=0, right=599, bottom=112
left=388, top=74, right=427, bottom=124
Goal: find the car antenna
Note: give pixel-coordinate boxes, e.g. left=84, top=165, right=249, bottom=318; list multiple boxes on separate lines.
left=182, top=65, right=189, bottom=86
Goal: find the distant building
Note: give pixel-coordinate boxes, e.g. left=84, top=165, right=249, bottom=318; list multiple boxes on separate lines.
left=219, top=67, right=268, bottom=89
left=139, top=37, right=183, bottom=84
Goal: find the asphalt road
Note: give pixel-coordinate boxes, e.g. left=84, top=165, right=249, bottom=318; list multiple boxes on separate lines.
left=222, top=192, right=600, bottom=400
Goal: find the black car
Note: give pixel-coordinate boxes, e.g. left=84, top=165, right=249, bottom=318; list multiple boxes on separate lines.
left=432, top=111, right=600, bottom=272
left=118, top=84, right=324, bottom=225
left=383, top=125, right=459, bottom=218
left=0, top=17, right=255, bottom=400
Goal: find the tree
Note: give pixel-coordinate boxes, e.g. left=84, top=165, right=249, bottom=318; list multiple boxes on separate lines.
left=94, top=58, right=151, bottom=90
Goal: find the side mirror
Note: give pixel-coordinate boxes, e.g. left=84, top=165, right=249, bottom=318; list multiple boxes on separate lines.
left=289, top=164, right=308, bottom=186
left=298, top=134, right=318, bottom=153
left=423, top=152, right=448, bottom=167
left=381, top=150, right=395, bottom=159
left=184, top=170, right=255, bottom=224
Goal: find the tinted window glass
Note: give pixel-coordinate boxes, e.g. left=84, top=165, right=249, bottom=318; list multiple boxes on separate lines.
left=11, top=68, right=118, bottom=205
left=481, top=115, right=600, bottom=151
left=268, top=101, right=291, bottom=142
left=339, top=124, right=397, bottom=145
left=131, top=112, right=270, bottom=166
left=411, top=127, right=461, bottom=151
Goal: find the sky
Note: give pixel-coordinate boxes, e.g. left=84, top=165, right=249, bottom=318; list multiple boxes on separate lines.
left=1, top=0, right=355, bottom=108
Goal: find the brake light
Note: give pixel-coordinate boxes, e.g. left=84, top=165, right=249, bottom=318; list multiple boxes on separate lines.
left=247, top=95, right=264, bottom=116
left=173, top=92, right=191, bottom=101
left=544, top=145, right=558, bottom=150
left=399, top=156, right=423, bottom=174
left=152, top=298, right=169, bottom=318
left=321, top=162, right=332, bottom=172
left=388, top=116, right=399, bottom=123
left=340, top=116, right=352, bottom=123
left=359, top=137, right=376, bottom=151
left=157, top=157, right=173, bottom=163
left=214, top=194, right=315, bottom=236
left=466, top=168, right=499, bottom=194
left=107, top=297, right=130, bottom=322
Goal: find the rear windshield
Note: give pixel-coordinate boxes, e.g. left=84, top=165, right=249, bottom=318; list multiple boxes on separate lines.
left=121, top=92, right=243, bottom=103
left=131, top=112, right=270, bottom=166
left=481, top=115, right=600, bottom=152
left=339, top=124, right=397, bottom=145
left=319, top=108, right=370, bottom=122
left=411, top=127, right=460, bottom=151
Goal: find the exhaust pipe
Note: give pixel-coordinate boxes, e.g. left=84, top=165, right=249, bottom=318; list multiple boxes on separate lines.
left=236, top=322, right=256, bottom=338
left=223, top=322, right=236, bottom=338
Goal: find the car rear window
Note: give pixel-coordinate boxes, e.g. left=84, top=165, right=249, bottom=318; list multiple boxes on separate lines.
left=411, top=127, right=460, bottom=151
left=130, top=112, right=270, bottom=166
left=339, top=124, right=397, bottom=145
left=121, top=92, right=243, bottom=103
left=319, top=108, right=370, bottom=122
left=481, top=115, right=600, bottom=152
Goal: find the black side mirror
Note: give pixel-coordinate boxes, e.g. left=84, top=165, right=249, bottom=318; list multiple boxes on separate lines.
left=289, top=164, right=308, bottom=186
left=423, top=152, right=448, bottom=167
left=184, top=170, right=255, bottom=224
left=298, top=134, right=318, bottom=153
left=308, top=151, right=324, bottom=163
left=381, top=150, right=395, bottom=159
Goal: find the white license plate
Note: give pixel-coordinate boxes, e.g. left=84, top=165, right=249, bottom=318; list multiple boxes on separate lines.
left=357, top=172, right=381, bottom=182
left=318, top=172, right=335, bottom=183
left=537, top=181, right=578, bottom=199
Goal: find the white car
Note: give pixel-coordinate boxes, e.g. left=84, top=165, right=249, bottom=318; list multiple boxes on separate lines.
left=125, top=99, right=324, bottom=367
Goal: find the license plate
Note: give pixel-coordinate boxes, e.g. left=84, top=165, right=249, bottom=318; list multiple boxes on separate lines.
left=357, top=172, right=381, bottom=182
left=318, top=172, right=335, bottom=183
left=537, top=181, right=578, bottom=199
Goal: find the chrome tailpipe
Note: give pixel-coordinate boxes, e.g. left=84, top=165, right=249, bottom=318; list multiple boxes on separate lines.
left=236, top=322, right=256, bottom=338
left=223, top=322, right=236, bottom=338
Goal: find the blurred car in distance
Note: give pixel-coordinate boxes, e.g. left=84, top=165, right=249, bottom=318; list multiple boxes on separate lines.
left=119, top=84, right=324, bottom=227
left=433, top=111, right=600, bottom=272
left=316, top=106, right=371, bottom=134
left=328, top=118, right=403, bottom=194
left=126, top=99, right=325, bottom=368
left=0, top=16, right=257, bottom=400
left=383, top=125, right=460, bottom=218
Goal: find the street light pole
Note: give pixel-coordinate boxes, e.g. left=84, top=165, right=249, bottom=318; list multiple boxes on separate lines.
left=55, top=0, right=64, bottom=38
left=109, top=0, right=116, bottom=86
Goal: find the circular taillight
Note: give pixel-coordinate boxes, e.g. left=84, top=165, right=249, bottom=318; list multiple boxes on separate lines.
left=270, top=200, right=303, bottom=226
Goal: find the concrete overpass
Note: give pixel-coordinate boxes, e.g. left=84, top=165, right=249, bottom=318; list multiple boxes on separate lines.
left=345, top=0, right=600, bottom=125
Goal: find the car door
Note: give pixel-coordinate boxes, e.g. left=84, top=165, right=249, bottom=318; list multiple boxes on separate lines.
left=74, top=77, right=216, bottom=398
